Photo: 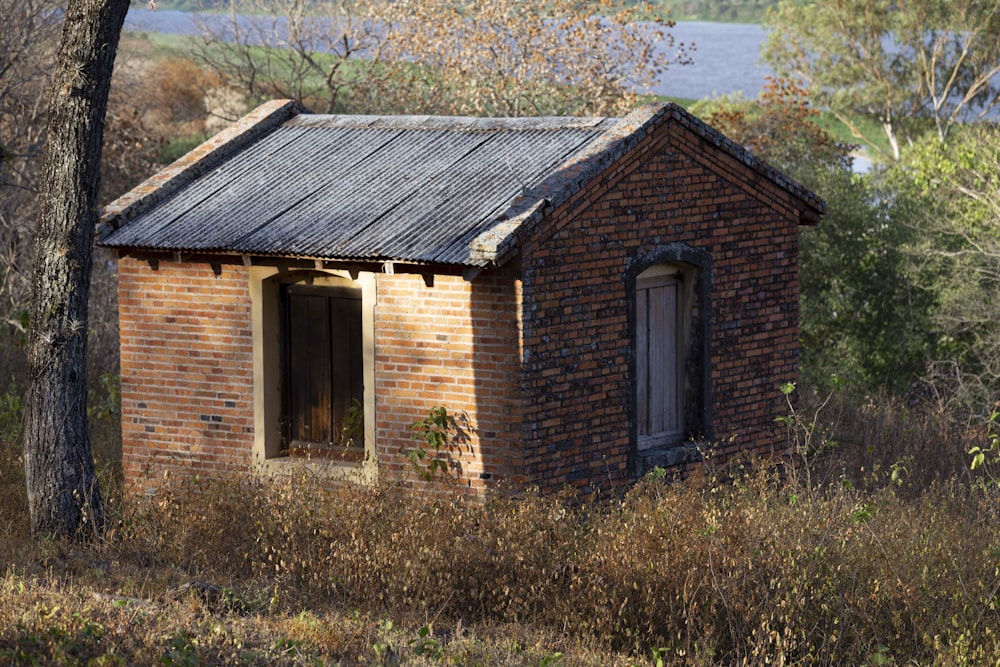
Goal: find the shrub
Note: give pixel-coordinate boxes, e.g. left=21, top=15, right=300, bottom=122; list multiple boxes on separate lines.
left=102, top=460, right=1000, bottom=663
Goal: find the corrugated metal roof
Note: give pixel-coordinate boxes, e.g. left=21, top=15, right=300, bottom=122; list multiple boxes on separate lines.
left=101, top=113, right=617, bottom=267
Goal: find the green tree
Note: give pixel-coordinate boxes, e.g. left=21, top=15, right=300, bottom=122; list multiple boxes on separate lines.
left=891, top=124, right=1000, bottom=412
left=796, top=170, right=933, bottom=392
left=695, top=80, right=935, bottom=392
left=762, top=0, right=1000, bottom=160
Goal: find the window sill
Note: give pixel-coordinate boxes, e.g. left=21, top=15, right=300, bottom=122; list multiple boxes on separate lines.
left=258, top=454, right=377, bottom=484
left=638, top=432, right=684, bottom=451
left=634, top=440, right=701, bottom=477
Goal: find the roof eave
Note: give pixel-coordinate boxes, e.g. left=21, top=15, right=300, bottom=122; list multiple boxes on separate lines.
left=106, top=245, right=492, bottom=275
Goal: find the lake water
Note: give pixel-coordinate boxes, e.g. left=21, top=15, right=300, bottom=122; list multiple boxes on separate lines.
left=654, top=21, right=770, bottom=100
left=124, top=9, right=771, bottom=101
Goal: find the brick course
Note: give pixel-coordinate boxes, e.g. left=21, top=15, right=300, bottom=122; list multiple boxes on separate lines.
left=118, top=258, right=255, bottom=490
left=118, top=260, right=524, bottom=495
left=373, top=270, right=524, bottom=494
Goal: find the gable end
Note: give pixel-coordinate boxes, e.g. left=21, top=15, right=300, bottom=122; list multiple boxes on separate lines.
left=469, top=103, right=825, bottom=267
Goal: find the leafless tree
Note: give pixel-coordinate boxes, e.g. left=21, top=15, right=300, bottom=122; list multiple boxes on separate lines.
left=0, top=0, right=61, bottom=327
left=381, top=0, right=690, bottom=117
left=191, top=0, right=691, bottom=118
left=191, top=0, right=393, bottom=116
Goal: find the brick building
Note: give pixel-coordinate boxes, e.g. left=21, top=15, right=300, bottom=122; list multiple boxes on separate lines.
left=99, top=100, right=823, bottom=496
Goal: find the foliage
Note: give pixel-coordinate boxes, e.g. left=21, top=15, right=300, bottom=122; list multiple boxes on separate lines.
left=379, top=0, right=690, bottom=117
left=3, top=390, right=1000, bottom=664
left=338, top=397, right=364, bottom=447
left=763, top=0, right=1000, bottom=159
left=968, top=411, right=1000, bottom=482
left=798, top=168, right=936, bottom=392
left=707, top=30, right=1000, bottom=404
left=647, top=0, right=777, bottom=22
left=190, top=0, right=691, bottom=118
left=86, top=373, right=119, bottom=425
left=888, top=124, right=1000, bottom=414
left=774, top=379, right=842, bottom=490
left=189, top=0, right=392, bottom=116
left=405, top=405, right=465, bottom=481
left=694, top=77, right=854, bottom=179
left=695, top=80, right=936, bottom=392
left=151, top=0, right=783, bottom=22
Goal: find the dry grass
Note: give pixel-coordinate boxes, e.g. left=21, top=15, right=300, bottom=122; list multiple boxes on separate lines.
left=3, top=394, right=1000, bottom=665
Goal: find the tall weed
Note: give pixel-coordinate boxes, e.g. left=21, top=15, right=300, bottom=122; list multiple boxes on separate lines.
left=104, top=463, right=1000, bottom=664
left=5, top=390, right=1000, bottom=663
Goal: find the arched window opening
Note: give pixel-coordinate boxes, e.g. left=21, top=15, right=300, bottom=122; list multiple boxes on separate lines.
left=630, top=247, right=710, bottom=474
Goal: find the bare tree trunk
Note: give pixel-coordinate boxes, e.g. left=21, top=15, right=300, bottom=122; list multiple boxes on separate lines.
left=23, top=0, right=129, bottom=538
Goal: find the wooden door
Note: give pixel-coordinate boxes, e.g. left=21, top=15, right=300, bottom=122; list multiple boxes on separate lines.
left=636, top=273, right=683, bottom=448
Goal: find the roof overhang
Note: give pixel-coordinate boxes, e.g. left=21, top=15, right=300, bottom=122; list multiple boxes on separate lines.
left=99, top=100, right=825, bottom=271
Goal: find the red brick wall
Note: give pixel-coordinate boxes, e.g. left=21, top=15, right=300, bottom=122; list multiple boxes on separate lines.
left=118, top=258, right=255, bottom=491
left=373, top=270, right=524, bottom=495
left=117, top=258, right=523, bottom=495
left=517, top=115, right=803, bottom=494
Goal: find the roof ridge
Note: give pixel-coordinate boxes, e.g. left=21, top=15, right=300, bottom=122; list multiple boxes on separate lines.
left=284, top=114, right=613, bottom=131
left=98, top=101, right=825, bottom=268
left=469, top=103, right=672, bottom=265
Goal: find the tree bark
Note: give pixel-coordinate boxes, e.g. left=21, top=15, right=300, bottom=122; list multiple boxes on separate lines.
left=23, top=0, right=129, bottom=538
